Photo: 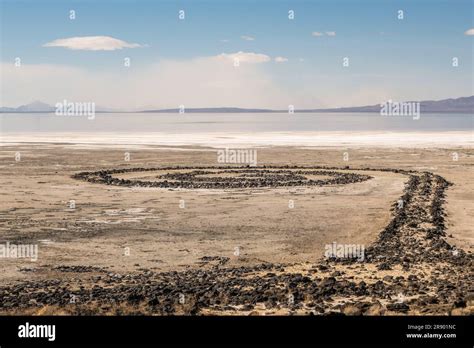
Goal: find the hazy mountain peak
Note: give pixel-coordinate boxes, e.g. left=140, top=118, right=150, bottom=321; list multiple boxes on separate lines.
left=16, top=101, right=55, bottom=112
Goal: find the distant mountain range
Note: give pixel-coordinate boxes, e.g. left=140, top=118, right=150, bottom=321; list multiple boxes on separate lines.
left=141, top=107, right=278, bottom=113
left=0, top=101, right=115, bottom=113
left=1, top=96, right=473, bottom=114
left=305, top=96, right=474, bottom=114
left=0, top=101, right=56, bottom=113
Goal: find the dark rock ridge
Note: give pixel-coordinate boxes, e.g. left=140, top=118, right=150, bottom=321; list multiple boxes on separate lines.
left=72, top=166, right=373, bottom=189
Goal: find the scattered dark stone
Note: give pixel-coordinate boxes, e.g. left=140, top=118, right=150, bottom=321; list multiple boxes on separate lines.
left=454, top=298, right=466, bottom=308
left=387, top=303, right=410, bottom=313
left=377, top=263, right=392, bottom=271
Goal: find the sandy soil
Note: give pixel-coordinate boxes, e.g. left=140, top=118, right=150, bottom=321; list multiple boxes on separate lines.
left=0, top=144, right=472, bottom=315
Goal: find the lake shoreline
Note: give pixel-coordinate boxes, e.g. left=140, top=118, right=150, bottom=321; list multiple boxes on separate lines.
left=1, top=130, right=473, bottom=148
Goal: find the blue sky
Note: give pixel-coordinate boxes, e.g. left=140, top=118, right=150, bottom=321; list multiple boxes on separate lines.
left=1, top=0, right=473, bottom=109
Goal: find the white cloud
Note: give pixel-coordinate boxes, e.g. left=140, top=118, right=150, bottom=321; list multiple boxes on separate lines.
left=0, top=54, right=287, bottom=110
left=216, top=51, right=271, bottom=64
left=312, top=31, right=336, bottom=37
left=464, top=28, right=474, bottom=36
left=43, top=36, right=143, bottom=51
left=5, top=54, right=465, bottom=110
left=241, top=35, right=255, bottom=41
left=274, top=56, right=288, bottom=63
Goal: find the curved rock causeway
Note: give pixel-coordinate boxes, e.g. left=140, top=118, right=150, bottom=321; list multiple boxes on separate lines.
left=72, top=165, right=373, bottom=189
